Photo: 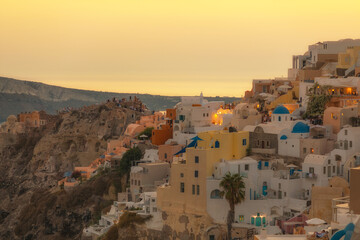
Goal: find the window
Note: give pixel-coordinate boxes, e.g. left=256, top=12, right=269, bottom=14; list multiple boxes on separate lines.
left=194, top=170, right=199, bottom=178
left=328, top=160, right=331, bottom=164
left=210, top=189, right=222, bottom=199
left=267, top=141, right=270, bottom=147
left=345, top=130, right=348, bottom=135
left=278, top=116, right=281, bottom=122
left=195, top=156, right=199, bottom=163
left=257, top=140, right=260, bottom=146
left=309, top=167, right=314, bottom=173
left=278, top=183, right=281, bottom=190
left=203, top=113, right=205, bottom=117
left=164, top=153, right=167, bottom=159
left=242, top=139, right=247, bottom=146
left=350, top=141, right=353, bottom=148
left=180, top=173, right=184, bottom=178
left=245, top=164, right=249, bottom=171
left=303, top=148, right=307, bottom=154
left=215, top=140, right=220, bottom=148
left=197, top=185, right=200, bottom=195
left=138, top=180, right=141, bottom=186
left=209, top=235, right=215, bottom=240
left=153, top=207, right=157, bottom=212
left=323, top=167, right=326, bottom=175
left=239, top=215, right=245, bottom=223
left=333, top=166, right=336, bottom=173
left=207, top=113, right=209, bottom=117
left=192, top=185, right=195, bottom=195
left=180, top=182, right=185, bottom=193
left=310, top=148, right=314, bottom=153
left=284, top=192, right=287, bottom=197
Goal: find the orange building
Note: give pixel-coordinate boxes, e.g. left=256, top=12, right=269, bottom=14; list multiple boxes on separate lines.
left=151, top=109, right=176, bottom=145
left=18, top=110, right=48, bottom=127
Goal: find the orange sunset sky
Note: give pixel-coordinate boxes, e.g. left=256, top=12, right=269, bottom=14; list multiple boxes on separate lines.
left=1, top=0, right=360, bottom=96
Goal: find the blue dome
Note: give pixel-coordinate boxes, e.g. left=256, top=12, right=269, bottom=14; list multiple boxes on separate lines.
left=292, top=122, right=310, bottom=133
left=273, top=105, right=290, bottom=114
left=280, top=135, right=288, bottom=140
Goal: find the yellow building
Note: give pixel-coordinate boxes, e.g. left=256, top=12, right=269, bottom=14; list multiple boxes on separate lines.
left=157, top=130, right=249, bottom=215
left=337, top=46, right=360, bottom=70
left=267, top=86, right=299, bottom=111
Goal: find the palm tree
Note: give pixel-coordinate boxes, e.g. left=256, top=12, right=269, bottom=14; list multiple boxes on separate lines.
left=220, top=172, right=246, bottom=240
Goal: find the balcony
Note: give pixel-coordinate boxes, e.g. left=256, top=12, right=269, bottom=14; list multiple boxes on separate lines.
left=303, top=172, right=317, bottom=179
left=240, top=171, right=248, bottom=178
left=335, top=141, right=349, bottom=150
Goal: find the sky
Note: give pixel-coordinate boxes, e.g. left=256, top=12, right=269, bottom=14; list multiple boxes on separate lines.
left=1, top=0, right=360, bottom=97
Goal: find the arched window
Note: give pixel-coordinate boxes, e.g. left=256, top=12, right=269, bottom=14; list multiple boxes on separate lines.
left=210, top=189, right=222, bottom=199
left=278, top=116, right=281, bottom=122
left=215, top=140, right=220, bottom=148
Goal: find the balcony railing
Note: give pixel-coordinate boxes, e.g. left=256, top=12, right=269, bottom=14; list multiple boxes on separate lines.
left=240, top=171, right=248, bottom=178
left=303, top=172, right=317, bottom=179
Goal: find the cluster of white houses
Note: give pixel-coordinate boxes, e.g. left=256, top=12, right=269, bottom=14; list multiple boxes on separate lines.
left=81, top=39, right=360, bottom=239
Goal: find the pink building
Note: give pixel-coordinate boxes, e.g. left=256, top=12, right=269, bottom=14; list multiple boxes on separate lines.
left=158, top=143, right=184, bottom=163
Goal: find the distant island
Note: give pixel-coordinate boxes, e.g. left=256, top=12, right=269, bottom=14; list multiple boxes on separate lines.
left=0, top=76, right=240, bottom=122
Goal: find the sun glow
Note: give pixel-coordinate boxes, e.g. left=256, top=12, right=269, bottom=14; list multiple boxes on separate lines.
left=212, top=108, right=233, bottom=125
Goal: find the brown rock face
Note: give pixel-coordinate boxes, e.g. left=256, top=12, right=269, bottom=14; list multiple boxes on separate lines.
left=0, top=102, right=143, bottom=239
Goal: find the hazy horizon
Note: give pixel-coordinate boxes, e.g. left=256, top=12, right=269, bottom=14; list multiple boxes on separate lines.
left=1, top=0, right=360, bottom=97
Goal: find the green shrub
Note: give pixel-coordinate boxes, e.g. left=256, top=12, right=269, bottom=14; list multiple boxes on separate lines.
left=137, top=127, right=154, bottom=139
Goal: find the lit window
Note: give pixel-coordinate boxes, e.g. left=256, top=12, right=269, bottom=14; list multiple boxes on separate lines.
left=311, top=148, right=314, bottom=153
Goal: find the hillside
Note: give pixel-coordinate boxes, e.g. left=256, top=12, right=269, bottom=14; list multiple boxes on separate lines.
left=0, top=77, right=240, bottom=122
left=0, top=102, right=144, bottom=239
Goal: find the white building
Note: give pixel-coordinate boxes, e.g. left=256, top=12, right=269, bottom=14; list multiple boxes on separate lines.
left=330, top=126, right=360, bottom=177
left=292, top=39, right=360, bottom=70
left=278, top=121, right=310, bottom=158
left=231, top=103, right=262, bottom=131
left=171, top=94, right=226, bottom=145
left=301, top=154, right=337, bottom=198
left=207, top=157, right=307, bottom=227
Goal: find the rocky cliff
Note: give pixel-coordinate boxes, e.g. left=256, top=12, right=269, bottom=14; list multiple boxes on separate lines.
left=0, top=102, right=142, bottom=240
